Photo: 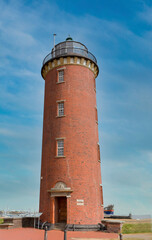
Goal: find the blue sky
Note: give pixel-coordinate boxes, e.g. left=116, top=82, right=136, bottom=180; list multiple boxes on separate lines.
left=0, top=0, right=152, bottom=216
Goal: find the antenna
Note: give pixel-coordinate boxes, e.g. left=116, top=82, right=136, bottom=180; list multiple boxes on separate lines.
left=53, top=34, right=56, bottom=50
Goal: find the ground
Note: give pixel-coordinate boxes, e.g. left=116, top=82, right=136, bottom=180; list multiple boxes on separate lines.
left=123, top=233, right=152, bottom=240
left=0, top=218, right=151, bottom=240
left=0, top=228, right=118, bottom=240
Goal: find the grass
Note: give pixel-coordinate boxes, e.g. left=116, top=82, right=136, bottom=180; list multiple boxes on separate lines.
left=122, top=223, right=152, bottom=234
left=0, top=218, right=4, bottom=224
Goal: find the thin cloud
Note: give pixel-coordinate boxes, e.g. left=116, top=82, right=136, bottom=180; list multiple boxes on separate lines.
left=138, top=5, right=152, bottom=25
left=0, top=128, right=16, bottom=137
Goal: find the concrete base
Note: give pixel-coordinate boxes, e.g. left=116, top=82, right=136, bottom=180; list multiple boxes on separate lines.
left=65, top=223, right=105, bottom=231
left=45, top=223, right=106, bottom=231
left=0, top=223, right=14, bottom=229
left=102, top=219, right=124, bottom=233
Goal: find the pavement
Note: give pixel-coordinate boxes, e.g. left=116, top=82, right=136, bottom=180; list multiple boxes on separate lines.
left=0, top=228, right=119, bottom=240
left=123, top=233, right=152, bottom=240
left=67, top=231, right=118, bottom=239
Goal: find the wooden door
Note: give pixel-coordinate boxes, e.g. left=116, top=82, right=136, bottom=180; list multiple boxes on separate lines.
left=58, top=197, right=67, bottom=223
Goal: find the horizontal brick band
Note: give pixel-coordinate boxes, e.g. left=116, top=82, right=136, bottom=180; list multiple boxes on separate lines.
left=41, top=56, right=99, bottom=79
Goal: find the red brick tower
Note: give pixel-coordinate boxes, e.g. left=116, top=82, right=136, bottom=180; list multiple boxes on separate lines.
left=40, top=37, right=104, bottom=226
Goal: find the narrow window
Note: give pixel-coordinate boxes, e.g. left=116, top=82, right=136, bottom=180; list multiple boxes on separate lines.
left=58, top=102, right=64, bottom=116
left=58, top=70, right=64, bottom=83
left=95, top=107, right=98, bottom=122
left=94, top=78, right=96, bottom=91
left=57, top=139, right=64, bottom=156
left=98, top=143, right=101, bottom=162
left=100, top=185, right=104, bottom=205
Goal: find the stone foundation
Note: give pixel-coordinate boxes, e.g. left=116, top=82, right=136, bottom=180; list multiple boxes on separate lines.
left=102, top=219, right=124, bottom=233
left=0, top=217, right=38, bottom=229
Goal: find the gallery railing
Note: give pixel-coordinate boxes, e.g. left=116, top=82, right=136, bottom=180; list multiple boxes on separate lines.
left=42, top=47, right=97, bottom=66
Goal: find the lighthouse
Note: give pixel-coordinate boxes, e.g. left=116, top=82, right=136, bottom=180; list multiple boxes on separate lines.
left=39, top=37, right=104, bottom=226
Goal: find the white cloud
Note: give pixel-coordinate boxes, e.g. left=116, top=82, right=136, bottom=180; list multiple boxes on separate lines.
left=141, top=150, right=152, bottom=163
left=139, top=5, right=152, bottom=25
left=0, top=128, right=15, bottom=137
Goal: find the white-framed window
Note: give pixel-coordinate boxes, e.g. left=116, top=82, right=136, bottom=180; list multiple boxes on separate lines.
left=57, top=139, right=64, bottom=156
left=58, top=70, right=64, bottom=83
left=58, top=102, right=64, bottom=116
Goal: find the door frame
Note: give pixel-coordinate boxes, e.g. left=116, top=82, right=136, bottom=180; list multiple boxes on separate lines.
left=55, top=196, right=67, bottom=223
left=48, top=182, right=73, bottom=224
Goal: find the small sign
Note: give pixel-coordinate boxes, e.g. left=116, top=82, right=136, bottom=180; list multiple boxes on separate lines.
left=77, top=199, right=84, bottom=206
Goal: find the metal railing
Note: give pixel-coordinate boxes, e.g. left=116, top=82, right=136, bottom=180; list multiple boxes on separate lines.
left=42, top=47, right=97, bottom=66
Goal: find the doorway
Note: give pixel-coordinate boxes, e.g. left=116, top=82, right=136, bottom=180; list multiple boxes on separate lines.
left=55, top=197, right=67, bottom=223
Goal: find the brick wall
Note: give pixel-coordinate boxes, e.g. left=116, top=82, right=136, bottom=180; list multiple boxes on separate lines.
left=3, top=218, right=22, bottom=229
left=102, top=220, right=123, bottom=233
left=39, top=64, right=104, bottom=224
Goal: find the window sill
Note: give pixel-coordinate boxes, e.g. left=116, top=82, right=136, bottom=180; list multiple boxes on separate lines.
left=94, top=88, right=96, bottom=92
left=56, top=115, right=66, bottom=118
left=98, top=160, right=101, bottom=163
left=56, top=81, right=65, bottom=84
left=57, top=67, right=66, bottom=71
left=55, top=156, right=66, bottom=158
left=96, top=121, right=98, bottom=124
